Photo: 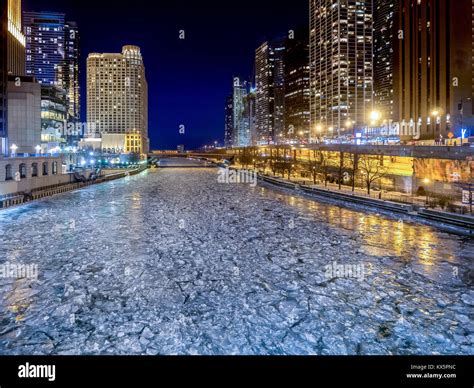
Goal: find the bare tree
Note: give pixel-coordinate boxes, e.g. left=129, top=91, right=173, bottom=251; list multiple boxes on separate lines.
left=347, top=153, right=359, bottom=192
left=358, top=155, right=388, bottom=195
left=307, top=159, right=320, bottom=184
left=337, top=152, right=353, bottom=189
left=317, top=151, right=332, bottom=187
left=239, top=151, right=253, bottom=169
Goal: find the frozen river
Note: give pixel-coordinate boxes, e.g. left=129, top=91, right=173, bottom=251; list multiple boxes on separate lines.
left=0, top=163, right=473, bottom=355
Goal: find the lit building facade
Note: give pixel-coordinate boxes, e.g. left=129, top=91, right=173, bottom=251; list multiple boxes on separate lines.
left=24, top=12, right=66, bottom=86
left=224, top=94, right=233, bottom=148
left=0, top=0, right=8, bottom=154
left=1, top=0, right=27, bottom=155
left=24, top=12, right=80, bottom=146
left=64, top=21, right=80, bottom=124
left=284, top=30, right=310, bottom=143
left=273, top=38, right=286, bottom=141
left=244, top=87, right=257, bottom=146
left=232, top=77, right=250, bottom=147
left=373, top=0, right=399, bottom=124
left=40, top=85, right=67, bottom=150
left=255, top=42, right=271, bottom=144
left=255, top=38, right=286, bottom=144
left=7, top=0, right=25, bottom=76
left=225, top=77, right=256, bottom=148
left=395, top=0, right=474, bottom=141
left=87, top=45, right=149, bottom=155
left=309, top=0, right=374, bottom=137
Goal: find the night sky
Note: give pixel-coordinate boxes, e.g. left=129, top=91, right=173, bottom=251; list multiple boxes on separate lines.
left=23, top=0, right=308, bottom=150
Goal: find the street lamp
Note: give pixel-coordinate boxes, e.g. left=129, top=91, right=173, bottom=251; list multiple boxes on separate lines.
left=328, top=126, right=334, bottom=141
left=10, top=144, right=18, bottom=157
left=370, top=110, right=382, bottom=122
left=369, top=110, right=382, bottom=139
left=431, top=109, right=441, bottom=143
left=314, top=124, right=323, bottom=143
left=459, top=98, right=472, bottom=145
left=345, top=119, right=355, bottom=141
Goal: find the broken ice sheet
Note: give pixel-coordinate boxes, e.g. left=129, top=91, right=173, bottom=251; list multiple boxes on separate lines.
left=0, top=168, right=472, bottom=355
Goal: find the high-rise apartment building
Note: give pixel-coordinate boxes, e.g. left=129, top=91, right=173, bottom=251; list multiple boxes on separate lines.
left=7, top=0, right=25, bottom=76
left=0, top=0, right=8, bottom=154
left=244, top=87, right=257, bottom=146
left=24, top=12, right=65, bottom=86
left=284, top=30, right=310, bottom=143
left=273, top=38, right=286, bottom=141
left=64, top=21, right=80, bottom=123
left=309, top=0, right=373, bottom=137
left=255, top=42, right=271, bottom=144
left=1, top=0, right=27, bottom=155
left=373, top=0, right=399, bottom=124
left=232, top=77, right=250, bottom=147
left=87, top=45, right=149, bottom=155
left=255, top=38, right=286, bottom=144
left=224, top=94, right=233, bottom=148
left=24, top=12, right=80, bottom=146
left=395, top=0, right=473, bottom=141
left=225, top=78, right=256, bottom=147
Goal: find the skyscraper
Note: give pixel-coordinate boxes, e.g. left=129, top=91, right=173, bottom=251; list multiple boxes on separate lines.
left=232, top=77, right=250, bottom=147
left=24, top=12, right=65, bottom=86
left=273, top=38, right=286, bottom=141
left=244, top=87, right=257, bottom=146
left=284, top=30, right=310, bottom=143
left=7, top=0, right=25, bottom=76
left=0, top=0, right=8, bottom=154
left=1, top=0, right=27, bottom=155
left=395, top=0, right=473, bottom=141
left=24, top=12, right=80, bottom=146
left=224, top=94, right=233, bottom=148
left=373, top=0, right=399, bottom=124
left=309, top=0, right=373, bottom=137
left=255, top=38, right=286, bottom=144
left=64, top=21, right=80, bottom=124
left=87, top=45, right=149, bottom=155
left=255, top=42, right=271, bottom=144
left=225, top=78, right=256, bottom=148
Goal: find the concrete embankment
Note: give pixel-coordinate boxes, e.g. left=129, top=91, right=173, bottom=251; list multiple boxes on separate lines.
left=0, top=166, right=147, bottom=210
left=256, top=172, right=474, bottom=236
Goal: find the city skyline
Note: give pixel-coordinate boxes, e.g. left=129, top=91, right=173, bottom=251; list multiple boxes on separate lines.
left=0, top=0, right=472, bottom=374
left=22, top=0, right=309, bottom=150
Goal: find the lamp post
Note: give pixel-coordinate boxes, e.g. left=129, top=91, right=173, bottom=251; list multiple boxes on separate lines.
left=315, top=124, right=323, bottom=143
left=431, top=109, right=440, bottom=143
left=369, top=110, right=382, bottom=141
left=328, top=126, right=334, bottom=142
left=459, top=98, right=471, bottom=145
left=10, top=144, right=18, bottom=158
left=345, top=119, right=354, bottom=143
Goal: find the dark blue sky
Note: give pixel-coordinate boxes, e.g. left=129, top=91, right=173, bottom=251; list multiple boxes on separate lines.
left=23, top=0, right=308, bottom=150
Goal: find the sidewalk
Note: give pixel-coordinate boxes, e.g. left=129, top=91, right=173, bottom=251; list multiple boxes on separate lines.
left=233, top=164, right=471, bottom=215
